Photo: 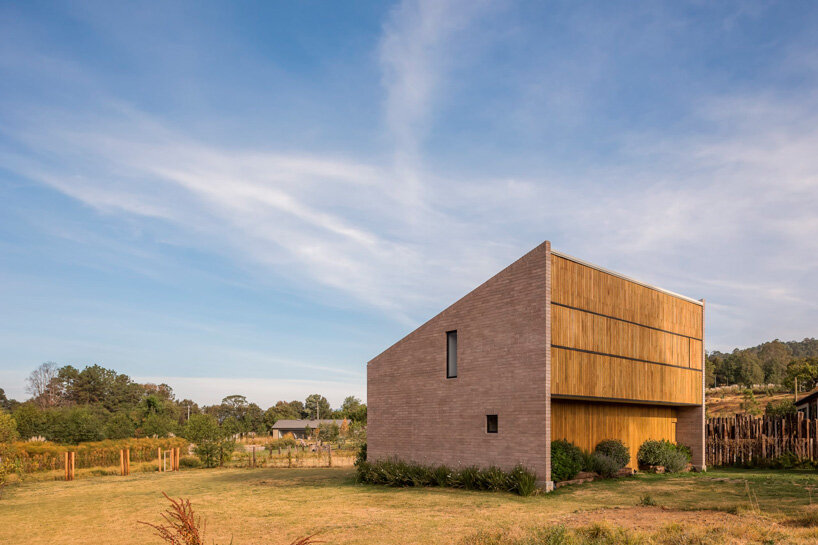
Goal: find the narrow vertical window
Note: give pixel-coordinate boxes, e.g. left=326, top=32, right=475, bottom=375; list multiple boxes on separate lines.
left=486, top=414, right=498, bottom=433
left=446, top=330, right=457, bottom=378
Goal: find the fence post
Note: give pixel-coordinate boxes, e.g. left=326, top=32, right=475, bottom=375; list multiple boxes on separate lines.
left=328, top=444, right=332, bottom=468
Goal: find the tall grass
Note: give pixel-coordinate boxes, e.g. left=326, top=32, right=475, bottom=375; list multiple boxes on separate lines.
left=11, top=438, right=189, bottom=473
left=356, top=458, right=539, bottom=496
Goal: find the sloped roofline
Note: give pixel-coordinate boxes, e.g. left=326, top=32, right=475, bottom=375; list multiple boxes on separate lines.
left=552, top=249, right=703, bottom=306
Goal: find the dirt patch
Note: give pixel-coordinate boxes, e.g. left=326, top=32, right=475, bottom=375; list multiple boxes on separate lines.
left=558, top=506, right=749, bottom=531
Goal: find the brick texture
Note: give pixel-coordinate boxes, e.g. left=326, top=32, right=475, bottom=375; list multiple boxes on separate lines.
left=367, top=241, right=552, bottom=483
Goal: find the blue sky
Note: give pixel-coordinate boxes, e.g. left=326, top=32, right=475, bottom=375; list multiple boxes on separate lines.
left=1, top=1, right=817, bottom=406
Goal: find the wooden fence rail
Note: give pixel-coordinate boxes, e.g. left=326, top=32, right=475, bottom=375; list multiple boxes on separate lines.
left=707, top=414, right=818, bottom=467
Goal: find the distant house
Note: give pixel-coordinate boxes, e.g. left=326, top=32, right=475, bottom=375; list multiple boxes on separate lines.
left=796, top=390, right=818, bottom=418
left=367, top=241, right=706, bottom=489
left=271, top=419, right=346, bottom=439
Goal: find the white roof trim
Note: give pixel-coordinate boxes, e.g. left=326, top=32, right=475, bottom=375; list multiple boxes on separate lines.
left=551, top=250, right=703, bottom=306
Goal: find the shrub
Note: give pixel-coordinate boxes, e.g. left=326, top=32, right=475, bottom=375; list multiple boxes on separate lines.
left=639, top=493, right=657, bottom=506
left=637, top=439, right=691, bottom=473
left=354, top=443, right=367, bottom=468
left=663, top=449, right=689, bottom=473
left=550, top=439, right=584, bottom=482
left=507, top=465, right=537, bottom=497
left=356, top=458, right=538, bottom=496
left=183, top=415, right=234, bottom=468
left=179, top=456, right=202, bottom=469
left=765, top=399, right=797, bottom=417
left=0, top=412, right=19, bottom=444
left=590, top=453, right=620, bottom=478
left=594, top=439, right=629, bottom=470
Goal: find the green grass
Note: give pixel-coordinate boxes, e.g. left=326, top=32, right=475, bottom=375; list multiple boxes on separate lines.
left=2, top=467, right=818, bottom=544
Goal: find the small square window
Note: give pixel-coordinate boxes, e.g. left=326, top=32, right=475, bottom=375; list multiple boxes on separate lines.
left=486, top=414, right=498, bottom=434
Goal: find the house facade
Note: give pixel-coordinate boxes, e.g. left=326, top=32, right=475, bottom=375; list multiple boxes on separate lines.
left=366, top=241, right=705, bottom=489
left=271, top=419, right=346, bottom=439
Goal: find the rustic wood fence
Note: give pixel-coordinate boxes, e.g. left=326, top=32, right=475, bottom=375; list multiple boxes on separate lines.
left=707, top=414, right=818, bottom=467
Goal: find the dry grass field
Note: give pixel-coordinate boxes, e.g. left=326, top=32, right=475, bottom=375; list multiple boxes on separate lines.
left=3, top=466, right=818, bottom=544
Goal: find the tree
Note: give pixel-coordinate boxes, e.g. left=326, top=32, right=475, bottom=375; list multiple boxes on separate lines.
left=759, top=340, right=791, bottom=384
left=12, top=403, right=47, bottom=440
left=304, top=394, right=331, bottom=420
left=263, top=400, right=305, bottom=429
left=46, top=406, right=104, bottom=444
left=104, top=412, right=136, bottom=440
left=317, top=422, right=340, bottom=442
left=26, top=362, right=59, bottom=408
left=740, top=389, right=761, bottom=416
left=0, top=413, right=18, bottom=443
left=183, top=415, right=234, bottom=468
left=785, top=358, right=818, bottom=393
left=340, top=397, right=367, bottom=423
left=140, top=413, right=177, bottom=438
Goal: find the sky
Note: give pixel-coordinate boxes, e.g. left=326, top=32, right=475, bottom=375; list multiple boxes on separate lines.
left=1, top=1, right=817, bottom=407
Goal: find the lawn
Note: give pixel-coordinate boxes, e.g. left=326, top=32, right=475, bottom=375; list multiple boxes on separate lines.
left=3, top=467, right=818, bottom=544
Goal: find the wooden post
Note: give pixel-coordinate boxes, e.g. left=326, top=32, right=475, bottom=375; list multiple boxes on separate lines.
left=65, top=451, right=69, bottom=481
left=175, top=447, right=180, bottom=471
left=126, top=448, right=131, bottom=475
left=252, top=446, right=256, bottom=468
left=328, top=444, right=332, bottom=468
left=70, top=451, right=75, bottom=480
left=120, top=449, right=125, bottom=476
left=158, top=447, right=163, bottom=472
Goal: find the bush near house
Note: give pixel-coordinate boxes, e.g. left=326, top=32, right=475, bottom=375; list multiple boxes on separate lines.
left=355, top=458, right=538, bottom=496
left=637, top=439, right=692, bottom=473
left=550, top=439, right=584, bottom=482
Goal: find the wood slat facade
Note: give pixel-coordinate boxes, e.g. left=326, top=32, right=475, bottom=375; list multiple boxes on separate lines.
left=552, top=400, right=677, bottom=469
left=550, top=253, right=704, bottom=468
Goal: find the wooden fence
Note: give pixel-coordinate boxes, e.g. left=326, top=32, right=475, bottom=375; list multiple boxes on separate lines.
left=707, top=414, right=818, bottom=467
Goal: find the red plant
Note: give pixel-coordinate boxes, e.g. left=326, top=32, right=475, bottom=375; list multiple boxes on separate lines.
left=139, top=492, right=205, bottom=545
left=141, top=493, right=324, bottom=545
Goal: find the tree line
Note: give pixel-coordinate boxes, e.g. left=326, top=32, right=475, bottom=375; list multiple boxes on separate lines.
left=706, top=338, right=818, bottom=392
left=0, top=362, right=366, bottom=445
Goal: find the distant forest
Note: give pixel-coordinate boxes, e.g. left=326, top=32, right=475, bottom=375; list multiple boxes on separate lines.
left=706, top=338, right=818, bottom=392
left=0, top=362, right=365, bottom=444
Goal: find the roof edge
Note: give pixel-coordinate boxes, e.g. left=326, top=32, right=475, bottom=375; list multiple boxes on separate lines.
left=552, top=249, right=703, bottom=306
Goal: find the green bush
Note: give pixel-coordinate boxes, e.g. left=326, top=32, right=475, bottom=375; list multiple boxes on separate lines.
left=356, top=458, right=538, bottom=496
left=551, top=439, right=584, bottom=482
left=354, top=443, right=367, bottom=468
left=637, top=439, right=691, bottom=473
left=594, top=439, right=629, bottom=470
left=589, top=453, right=620, bottom=478
left=179, top=456, right=202, bottom=469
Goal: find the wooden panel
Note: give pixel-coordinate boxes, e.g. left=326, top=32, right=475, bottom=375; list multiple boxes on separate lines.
left=551, top=255, right=703, bottom=339
left=552, top=305, right=691, bottom=367
left=688, top=338, right=703, bottom=370
left=552, top=400, right=677, bottom=468
left=551, top=347, right=702, bottom=405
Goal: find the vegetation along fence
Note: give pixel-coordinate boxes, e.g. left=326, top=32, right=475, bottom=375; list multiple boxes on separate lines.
left=707, top=414, right=818, bottom=466
left=11, top=438, right=189, bottom=473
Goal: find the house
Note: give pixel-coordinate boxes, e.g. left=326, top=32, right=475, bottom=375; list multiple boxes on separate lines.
left=367, top=241, right=705, bottom=490
left=271, top=419, right=346, bottom=439
left=795, top=389, right=818, bottom=418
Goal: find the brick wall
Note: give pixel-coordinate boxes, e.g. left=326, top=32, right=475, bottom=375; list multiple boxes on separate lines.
left=367, top=241, right=551, bottom=483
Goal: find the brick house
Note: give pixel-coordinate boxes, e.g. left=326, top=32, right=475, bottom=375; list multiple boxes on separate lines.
left=366, top=241, right=705, bottom=490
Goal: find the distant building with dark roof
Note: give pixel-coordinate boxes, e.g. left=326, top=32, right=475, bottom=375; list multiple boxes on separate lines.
left=271, top=419, right=347, bottom=439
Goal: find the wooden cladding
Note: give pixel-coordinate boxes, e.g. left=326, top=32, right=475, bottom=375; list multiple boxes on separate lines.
left=552, top=305, right=700, bottom=369
left=551, top=255, right=702, bottom=339
left=552, top=400, right=677, bottom=468
left=552, top=347, right=702, bottom=405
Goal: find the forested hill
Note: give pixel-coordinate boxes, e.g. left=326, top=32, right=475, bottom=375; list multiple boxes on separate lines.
left=707, top=338, right=818, bottom=390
